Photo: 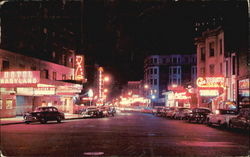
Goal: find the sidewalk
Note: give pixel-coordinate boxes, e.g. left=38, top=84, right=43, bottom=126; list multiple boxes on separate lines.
left=0, top=113, right=83, bottom=126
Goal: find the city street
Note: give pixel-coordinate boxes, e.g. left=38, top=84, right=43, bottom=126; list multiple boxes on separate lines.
left=0, top=112, right=249, bottom=157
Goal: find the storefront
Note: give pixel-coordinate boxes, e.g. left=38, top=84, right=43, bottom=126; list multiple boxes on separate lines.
left=238, top=78, right=250, bottom=107
left=196, top=77, right=225, bottom=110
left=0, top=71, right=82, bottom=118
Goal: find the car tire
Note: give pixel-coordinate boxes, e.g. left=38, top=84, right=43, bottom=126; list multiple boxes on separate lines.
left=40, top=118, right=47, bottom=124
left=57, top=116, right=62, bottom=123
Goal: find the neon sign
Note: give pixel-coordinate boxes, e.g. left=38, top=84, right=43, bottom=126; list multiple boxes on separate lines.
left=0, top=71, right=40, bottom=87
left=239, top=79, right=249, bottom=89
left=196, top=77, right=224, bottom=88
left=174, top=92, right=190, bottom=100
left=75, top=55, right=84, bottom=81
left=199, top=89, right=219, bottom=96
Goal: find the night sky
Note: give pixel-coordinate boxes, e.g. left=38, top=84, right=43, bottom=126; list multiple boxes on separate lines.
left=82, top=0, right=248, bottom=86
left=1, top=0, right=248, bottom=89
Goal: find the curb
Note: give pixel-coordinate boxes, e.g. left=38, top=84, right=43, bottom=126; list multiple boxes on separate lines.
left=0, top=116, right=84, bottom=126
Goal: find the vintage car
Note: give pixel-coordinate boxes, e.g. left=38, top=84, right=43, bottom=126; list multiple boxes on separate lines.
left=80, top=106, right=103, bottom=118
left=98, top=106, right=115, bottom=117
left=229, top=107, right=250, bottom=130
left=23, top=106, right=65, bottom=124
left=207, top=109, right=238, bottom=127
left=187, top=107, right=211, bottom=123
left=173, top=108, right=192, bottom=120
left=166, top=107, right=178, bottom=119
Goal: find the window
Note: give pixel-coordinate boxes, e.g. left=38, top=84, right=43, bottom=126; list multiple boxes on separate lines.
left=19, top=64, right=25, bottom=70
left=173, top=57, right=177, bottom=64
left=31, top=66, right=37, bottom=70
left=173, top=68, right=177, bottom=74
left=209, top=42, right=215, bottom=57
left=219, top=39, right=223, bottom=55
left=201, top=67, right=205, bottom=75
left=6, top=99, right=13, bottom=109
left=0, top=99, right=2, bottom=109
left=150, top=69, right=153, bottom=74
left=232, top=56, right=236, bottom=75
left=154, top=79, right=157, bottom=85
left=220, top=63, right=222, bottom=74
left=62, top=74, right=66, bottom=80
left=226, top=60, right=229, bottom=77
left=41, top=69, right=49, bottom=79
left=2, top=60, right=9, bottom=71
left=150, top=79, right=153, bottom=85
left=154, top=68, right=157, bottom=74
left=53, top=72, right=57, bottom=80
left=209, top=64, right=215, bottom=75
left=150, top=58, right=153, bottom=64
left=163, top=58, right=166, bottom=64
left=153, top=58, right=157, bottom=64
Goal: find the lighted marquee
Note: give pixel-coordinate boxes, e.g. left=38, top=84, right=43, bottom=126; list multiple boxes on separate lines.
left=196, top=77, right=225, bottom=88
left=0, top=71, right=40, bottom=87
left=75, top=55, right=84, bottom=81
left=199, top=89, right=219, bottom=96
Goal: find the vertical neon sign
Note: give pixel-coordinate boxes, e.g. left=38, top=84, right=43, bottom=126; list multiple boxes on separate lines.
left=75, top=55, right=84, bottom=81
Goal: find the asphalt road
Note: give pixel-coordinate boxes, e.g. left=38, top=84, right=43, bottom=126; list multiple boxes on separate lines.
left=0, top=112, right=249, bottom=157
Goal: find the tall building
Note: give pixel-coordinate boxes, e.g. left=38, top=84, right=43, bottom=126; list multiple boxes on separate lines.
left=0, top=0, right=83, bottom=66
left=0, top=49, right=83, bottom=118
left=144, top=54, right=196, bottom=106
left=195, top=26, right=249, bottom=111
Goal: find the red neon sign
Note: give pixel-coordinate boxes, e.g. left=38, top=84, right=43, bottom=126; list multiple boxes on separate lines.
left=75, top=55, right=84, bottom=81
left=196, top=77, right=224, bottom=88
left=0, top=71, right=40, bottom=87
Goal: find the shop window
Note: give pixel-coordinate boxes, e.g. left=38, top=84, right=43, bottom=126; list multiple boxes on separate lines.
left=6, top=99, right=13, bottom=109
left=0, top=99, right=2, bottom=109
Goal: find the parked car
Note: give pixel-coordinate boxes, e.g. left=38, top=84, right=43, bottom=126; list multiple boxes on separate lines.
left=187, top=107, right=211, bottom=123
left=174, top=108, right=192, bottom=120
left=229, top=107, right=250, bottom=130
left=153, top=106, right=165, bottom=116
left=207, top=109, right=238, bottom=127
left=80, top=107, right=103, bottom=118
left=23, top=106, right=65, bottom=124
left=98, top=106, right=115, bottom=117
left=166, top=107, right=178, bottom=119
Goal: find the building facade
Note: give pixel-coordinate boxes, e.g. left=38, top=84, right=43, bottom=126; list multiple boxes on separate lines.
left=0, top=49, right=83, bottom=118
left=195, top=27, right=249, bottom=111
left=144, top=54, right=197, bottom=106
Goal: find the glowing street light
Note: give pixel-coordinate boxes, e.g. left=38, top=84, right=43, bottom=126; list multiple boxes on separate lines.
left=104, top=89, right=108, bottom=93
left=104, top=76, right=110, bottom=82
left=144, top=84, right=149, bottom=89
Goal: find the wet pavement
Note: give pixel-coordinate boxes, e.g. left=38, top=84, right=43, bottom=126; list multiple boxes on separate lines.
left=0, top=112, right=249, bottom=157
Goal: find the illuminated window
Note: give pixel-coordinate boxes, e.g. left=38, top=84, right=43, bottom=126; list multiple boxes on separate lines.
left=6, top=99, right=13, bottom=109
left=0, top=99, right=2, bottom=109
left=209, top=42, right=215, bottom=57
left=209, top=64, right=215, bottom=75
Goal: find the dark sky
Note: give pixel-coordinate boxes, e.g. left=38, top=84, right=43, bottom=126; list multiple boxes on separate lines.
left=82, top=0, right=248, bottom=86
